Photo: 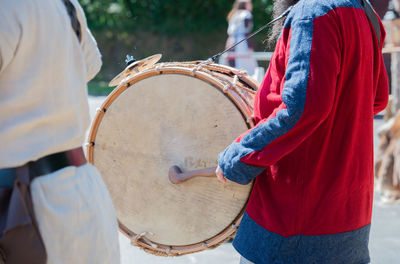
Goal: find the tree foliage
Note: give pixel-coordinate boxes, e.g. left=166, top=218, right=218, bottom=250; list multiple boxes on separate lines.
left=78, top=0, right=275, bottom=81
left=79, top=0, right=273, bottom=35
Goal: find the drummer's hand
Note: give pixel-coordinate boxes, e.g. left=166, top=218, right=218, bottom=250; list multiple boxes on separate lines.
left=215, top=165, right=226, bottom=183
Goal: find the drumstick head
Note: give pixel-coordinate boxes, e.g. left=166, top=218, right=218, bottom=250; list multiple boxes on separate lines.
left=109, top=54, right=162, bottom=87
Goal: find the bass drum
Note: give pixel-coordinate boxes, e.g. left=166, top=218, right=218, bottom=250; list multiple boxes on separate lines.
left=87, top=61, right=257, bottom=256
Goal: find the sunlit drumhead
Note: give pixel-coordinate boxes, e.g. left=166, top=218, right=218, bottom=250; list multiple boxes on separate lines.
left=88, top=66, right=253, bottom=252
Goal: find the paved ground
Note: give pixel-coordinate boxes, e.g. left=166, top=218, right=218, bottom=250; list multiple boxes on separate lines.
left=88, top=96, right=400, bottom=264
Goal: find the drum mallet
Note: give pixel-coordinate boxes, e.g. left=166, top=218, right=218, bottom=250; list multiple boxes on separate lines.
left=168, top=166, right=217, bottom=184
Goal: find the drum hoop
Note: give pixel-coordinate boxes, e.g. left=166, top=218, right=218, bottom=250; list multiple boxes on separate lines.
left=86, top=63, right=255, bottom=256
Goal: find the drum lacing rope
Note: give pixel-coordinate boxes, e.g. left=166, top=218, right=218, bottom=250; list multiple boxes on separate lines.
left=246, top=115, right=254, bottom=124
left=232, top=75, right=239, bottom=87
left=223, top=82, right=231, bottom=93
left=85, top=142, right=94, bottom=147
left=191, top=64, right=205, bottom=76
left=155, top=63, right=165, bottom=73
left=165, top=246, right=171, bottom=255
left=203, top=5, right=293, bottom=64
left=131, top=231, right=157, bottom=248
left=96, top=107, right=106, bottom=113
left=232, top=69, right=247, bottom=78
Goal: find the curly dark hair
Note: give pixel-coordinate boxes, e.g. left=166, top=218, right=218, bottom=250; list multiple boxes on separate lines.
left=267, top=0, right=300, bottom=48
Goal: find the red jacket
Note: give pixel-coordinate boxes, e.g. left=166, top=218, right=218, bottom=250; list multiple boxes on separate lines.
left=218, top=0, right=388, bottom=238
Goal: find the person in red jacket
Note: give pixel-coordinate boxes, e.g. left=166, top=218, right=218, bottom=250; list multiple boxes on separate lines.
left=216, top=0, right=388, bottom=263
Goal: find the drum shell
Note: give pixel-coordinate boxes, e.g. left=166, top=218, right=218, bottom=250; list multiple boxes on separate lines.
left=87, top=62, right=257, bottom=256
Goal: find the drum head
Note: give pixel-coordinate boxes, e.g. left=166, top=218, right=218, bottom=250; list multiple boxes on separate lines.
left=89, top=70, right=252, bottom=252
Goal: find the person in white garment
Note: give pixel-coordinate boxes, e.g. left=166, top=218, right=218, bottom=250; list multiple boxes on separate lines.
left=225, top=0, right=258, bottom=76
left=0, top=0, right=120, bottom=263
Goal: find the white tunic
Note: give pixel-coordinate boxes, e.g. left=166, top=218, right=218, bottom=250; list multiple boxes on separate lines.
left=0, top=0, right=120, bottom=263
left=0, top=0, right=100, bottom=168
left=30, top=163, right=120, bottom=264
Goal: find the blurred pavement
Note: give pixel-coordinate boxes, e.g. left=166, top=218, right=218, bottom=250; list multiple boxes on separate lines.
left=88, top=96, right=400, bottom=264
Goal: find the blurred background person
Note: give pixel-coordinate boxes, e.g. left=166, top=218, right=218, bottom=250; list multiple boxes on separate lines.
left=225, top=0, right=258, bottom=76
